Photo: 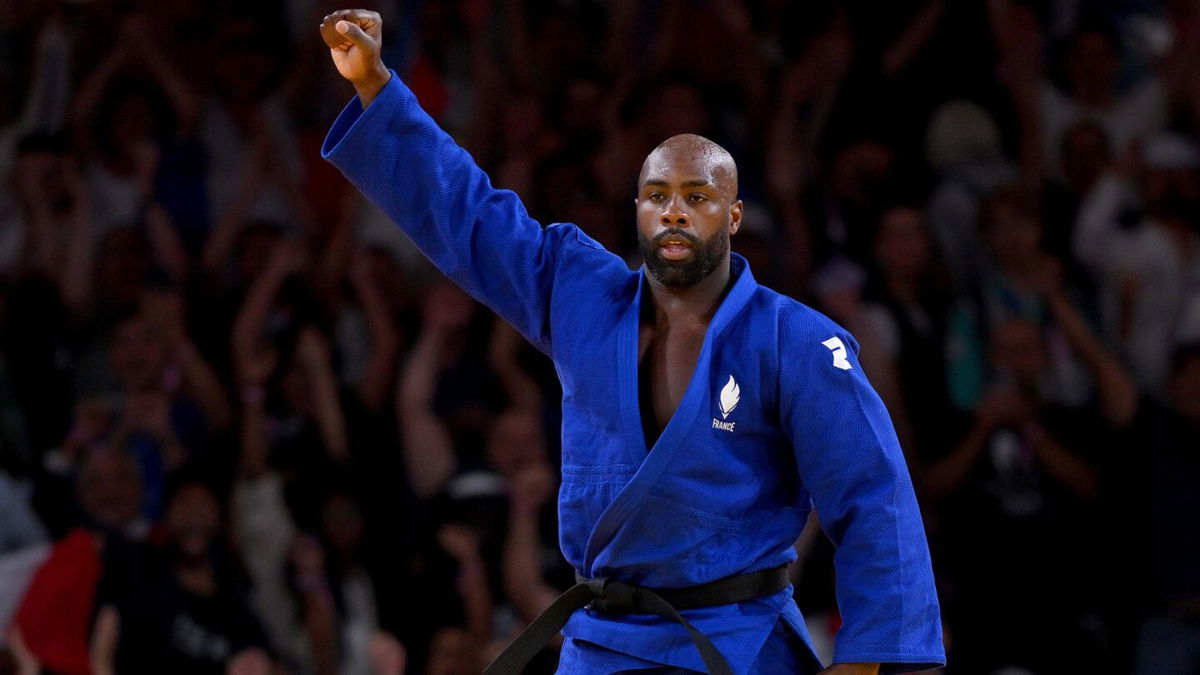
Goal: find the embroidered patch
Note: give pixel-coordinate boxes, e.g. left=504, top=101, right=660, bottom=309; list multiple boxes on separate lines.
left=821, top=336, right=853, bottom=370
left=718, top=375, right=740, bottom=418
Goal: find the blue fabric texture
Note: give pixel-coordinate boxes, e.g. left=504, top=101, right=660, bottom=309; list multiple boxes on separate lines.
left=557, top=620, right=820, bottom=674
left=323, top=72, right=946, bottom=674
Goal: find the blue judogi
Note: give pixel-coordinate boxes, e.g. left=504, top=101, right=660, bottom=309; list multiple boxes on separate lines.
left=323, top=73, right=945, bottom=674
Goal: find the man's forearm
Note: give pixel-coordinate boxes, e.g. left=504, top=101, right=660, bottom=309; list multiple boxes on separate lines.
left=352, top=66, right=391, bottom=108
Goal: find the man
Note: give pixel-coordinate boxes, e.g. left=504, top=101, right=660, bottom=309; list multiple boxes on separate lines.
left=318, top=10, right=943, bottom=674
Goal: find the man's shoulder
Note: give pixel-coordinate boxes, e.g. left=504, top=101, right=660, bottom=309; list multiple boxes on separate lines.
left=544, top=221, right=609, bottom=253
left=747, top=286, right=850, bottom=344
left=544, top=222, right=630, bottom=278
left=541, top=223, right=638, bottom=313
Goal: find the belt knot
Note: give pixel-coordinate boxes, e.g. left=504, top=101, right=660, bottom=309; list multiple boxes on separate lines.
left=583, top=576, right=639, bottom=613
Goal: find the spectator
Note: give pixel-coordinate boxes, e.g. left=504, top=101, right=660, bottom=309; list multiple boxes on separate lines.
left=934, top=188, right=1081, bottom=411
left=1042, top=120, right=1111, bottom=267
left=91, top=479, right=270, bottom=674
left=923, top=314, right=1104, bottom=673
left=9, top=448, right=146, bottom=675
left=1074, top=131, right=1200, bottom=391
left=71, top=12, right=200, bottom=234
left=201, top=18, right=308, bottom=232
left=924, top=250, right=1127, bottom=671
left=317, top=487, right=405, bottom=675
left=861, top=205, right=955, bottom=456
left=101, top=301, right=230, bottom=518
left=924, top=100, right=1018, bottom=290
left=1039, top=25, right=1168, bottom=179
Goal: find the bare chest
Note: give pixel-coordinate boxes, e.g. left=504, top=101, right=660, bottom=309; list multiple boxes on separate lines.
left=637, top=322, right=707, bottom=444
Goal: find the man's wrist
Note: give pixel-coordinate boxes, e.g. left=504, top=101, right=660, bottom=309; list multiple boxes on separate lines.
left=352, top=65, right=391, bottom=108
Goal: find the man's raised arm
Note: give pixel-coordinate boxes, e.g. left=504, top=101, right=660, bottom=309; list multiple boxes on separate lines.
left=319, top=10, right=596, bottom=353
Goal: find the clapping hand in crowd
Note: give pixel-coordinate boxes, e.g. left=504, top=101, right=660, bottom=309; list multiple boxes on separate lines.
left=974, top=382, right=1035, bottom=433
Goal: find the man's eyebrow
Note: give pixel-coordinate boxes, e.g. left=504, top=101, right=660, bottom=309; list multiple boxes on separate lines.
left=640, top=178, right=715, bottom=188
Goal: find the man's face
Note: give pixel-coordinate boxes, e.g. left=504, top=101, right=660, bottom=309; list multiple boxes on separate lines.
left=874, top=206, right=930, bottom=279
left=77, top=450, right=142, bottom=532
left=110, top=316, right=168, bottom=393
left=166, top=483, right=220, bottom=561
left=635, top=139, right=742, bottom=287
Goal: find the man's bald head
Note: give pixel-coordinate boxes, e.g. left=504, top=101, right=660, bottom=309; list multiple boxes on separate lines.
left=635, top=134, right=743, bottom=288
left=639, top=134, right=739, bottom=203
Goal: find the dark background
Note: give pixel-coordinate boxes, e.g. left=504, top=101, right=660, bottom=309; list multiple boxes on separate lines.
left=1, top=0, right=1198, bottom=673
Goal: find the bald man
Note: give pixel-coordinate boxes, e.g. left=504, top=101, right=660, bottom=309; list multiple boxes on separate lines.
left=319, top=10, right=944, bottom=675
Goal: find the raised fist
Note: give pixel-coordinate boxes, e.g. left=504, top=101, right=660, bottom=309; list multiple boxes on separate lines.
left=319, top=9, right=389, bottom=96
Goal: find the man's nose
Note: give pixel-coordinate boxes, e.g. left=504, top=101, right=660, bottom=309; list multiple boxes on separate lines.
left=660, top=196, right=689, bottom=226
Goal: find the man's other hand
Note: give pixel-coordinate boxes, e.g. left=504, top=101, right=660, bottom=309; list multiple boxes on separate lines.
left=319, top=9, right=390, bottom=106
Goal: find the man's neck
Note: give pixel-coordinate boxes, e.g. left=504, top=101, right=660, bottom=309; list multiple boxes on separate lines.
left=643, top=257, right=733, bottom=327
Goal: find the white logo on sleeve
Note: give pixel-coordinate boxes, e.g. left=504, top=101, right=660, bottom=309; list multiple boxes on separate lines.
left=821, top=337, right=853, bottom=370
left=712, top=375, right=739, bottom=432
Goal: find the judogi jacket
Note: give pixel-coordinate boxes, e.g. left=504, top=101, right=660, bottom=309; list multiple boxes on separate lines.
left=323, top=73, right=945, bottom=674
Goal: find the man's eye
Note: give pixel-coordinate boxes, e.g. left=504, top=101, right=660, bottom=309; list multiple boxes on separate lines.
left=648, top=192, right=665, bottom=201
left=689, top=194, right=707, bottom=203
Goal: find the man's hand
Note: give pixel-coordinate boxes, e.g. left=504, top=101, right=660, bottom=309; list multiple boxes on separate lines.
left=319, top=9, right=390, bottom=106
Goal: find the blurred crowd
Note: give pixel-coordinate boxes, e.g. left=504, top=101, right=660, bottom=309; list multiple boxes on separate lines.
left=1, top=0, right=1199, bottom=674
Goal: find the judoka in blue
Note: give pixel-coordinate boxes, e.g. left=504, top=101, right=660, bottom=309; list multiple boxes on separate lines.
left=319, top=12, right=944, bottom=674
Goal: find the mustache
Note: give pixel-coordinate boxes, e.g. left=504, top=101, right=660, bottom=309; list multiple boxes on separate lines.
left=653, top=228, right=700, bottom=246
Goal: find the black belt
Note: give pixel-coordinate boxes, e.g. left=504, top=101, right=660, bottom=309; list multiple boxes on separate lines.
left=483, top=565, right=790, bottom=675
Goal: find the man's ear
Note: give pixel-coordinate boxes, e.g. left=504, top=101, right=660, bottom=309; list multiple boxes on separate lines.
left=728, top=200, right=743, bottom=235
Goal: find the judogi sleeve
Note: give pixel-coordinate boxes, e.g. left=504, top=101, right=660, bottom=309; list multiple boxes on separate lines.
left=322, top=73, right=579, bottom=353
left=779, top=324, right=945, bottom=672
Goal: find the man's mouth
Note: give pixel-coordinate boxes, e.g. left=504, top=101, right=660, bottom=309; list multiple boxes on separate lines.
left=656, top=234, right=695, bottom=260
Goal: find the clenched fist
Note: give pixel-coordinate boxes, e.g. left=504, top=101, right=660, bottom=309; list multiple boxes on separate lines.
left=319, top=9, right=391, bottom=106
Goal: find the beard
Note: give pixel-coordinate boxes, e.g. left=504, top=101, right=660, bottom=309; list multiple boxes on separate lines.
left=638, top=226, right=729, bottom=287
